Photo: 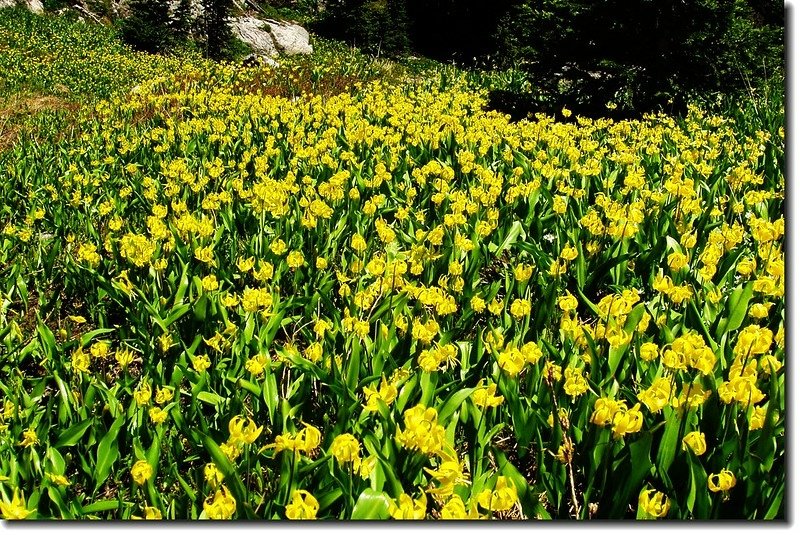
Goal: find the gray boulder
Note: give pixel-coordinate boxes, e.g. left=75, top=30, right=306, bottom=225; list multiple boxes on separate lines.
left=229, top=16, right=312, bottom=60
left=0, top=0, right=44, bottom=13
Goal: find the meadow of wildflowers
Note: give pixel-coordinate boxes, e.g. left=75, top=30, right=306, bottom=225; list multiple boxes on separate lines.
left=0, top=7, right=785, bottom=520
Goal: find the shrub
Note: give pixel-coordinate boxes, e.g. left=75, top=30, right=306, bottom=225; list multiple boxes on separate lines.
left=314, top=0, right=410, bottom=57
left=493, top=0, right=784, bottom=116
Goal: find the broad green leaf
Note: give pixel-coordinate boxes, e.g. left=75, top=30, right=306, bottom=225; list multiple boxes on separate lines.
left=351, top=489, right=390, bottom=520
left=715, top=282, right=754, bottom=338
left=93, top=415, right=125, bottom=492
left=54, top=418, right=94, bottom=448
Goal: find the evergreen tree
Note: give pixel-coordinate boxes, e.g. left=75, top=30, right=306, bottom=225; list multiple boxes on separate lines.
left=120, top=0, right=173, bottom=53
left=170, top=0, right=195, bottom=40
left=200, top=0, right=236, bottom=60
left=314, top=0, right=410, bottom=57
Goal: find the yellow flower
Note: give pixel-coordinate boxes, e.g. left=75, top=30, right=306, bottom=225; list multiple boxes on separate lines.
left=682, top=431, right=707, bottom=456
left=497, top=344, right=525, bottom=376
left=241, top=287, right=273, bottom=313
left=115, top=347, right=135, bottom=368
left=708, top=469, right=736, bottom=493
left=149, top=406, right=168, bottom=425
left=90, top=341, right=110, bottom=359
left=204, top=463, right=224, bottom=488
left=133, top=506, right=162, bottom=520
left=46, top=472, right=70, bottom=487
left=194, top=246, right=215, bottom=265
left=611, top=403, right=643, bottom=439
left=513, top=263, right=534, bottom=282
left=245, top=354, right=268, bottom=376
left=191, top=354, right=211, bottom=373
left=357, top=455, right=377, bottom=479
left=285, top=490, right=319, bottom=520
left=521, top=342, right=543, bottom=365
left=228, top=416, right=263, bottom=446
left=557, top=292, right=578, bottom=313
left=563, top=366, right=589, bottom=398
left=509, top=298, right=531, bottom=320
left=71, top=348, right=90, bottom=373
left=203, top=485, right=236, bottom=519
left=472, top=381, right=504, bottom=409
left=351, top=234, right=367, bottom=253
left=19, top=428, right=38, bottom=448
left=749, top=405, right=767, bottom=430
left=470, top=295, right=486, bottom=312
left=388, top=492, right=427, bottom=520
left=590, top=397, right=625, bottom=426
left=0, top=488, right=35, bottom=520
left=667, top=251, right=689, bottom=271
left=638, top=488, right=670, bottom=518
left=158, top=332, right=173, bottom=354
left=363, top=376, right=398, bottom=412
left=295, top=424, right=322, bottom=454
left=440, top=495, right=479, bottom=519
left=424, top=446, right=469, bottom=496
left=201, top=274, right=219, bottom=292
left=131, top=460, right=153, bottom=486
left=736, top=257, right=756, bottom=276
left=286, top=250, right=305, bottom=268
left=330, top=433, right=361, bottom=465
left=237, top=256, right=256, bottom=273
left=639, top=342, right=659, bottom=362
left=270, top=239, right=287, bottom=256
left=134, top=382, right=152, bottom=406
left=396, top=405, right=446, bottom=455
left=303, top=342, right=323, bottom=363
left=560, top=244, right=578, bottom=262
left=637, top=377, right=672, bottom=413
left=155, top=386, right=174, bottom=405
left=487, top=299, right=503, bottom=315
left=476, top=476, right=518, bottom=512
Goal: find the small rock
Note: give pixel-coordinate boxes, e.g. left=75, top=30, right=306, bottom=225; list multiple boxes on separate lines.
left=243, top=53, right=278, bottom=69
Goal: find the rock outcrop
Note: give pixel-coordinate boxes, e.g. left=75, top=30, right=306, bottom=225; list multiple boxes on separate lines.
left=230, top=16, right=312, bottom=60
left=0, top=0, right=44, bottom=13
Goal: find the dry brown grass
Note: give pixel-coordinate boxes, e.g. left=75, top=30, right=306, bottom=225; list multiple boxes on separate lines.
left=0, top=93, right=79, bottom=151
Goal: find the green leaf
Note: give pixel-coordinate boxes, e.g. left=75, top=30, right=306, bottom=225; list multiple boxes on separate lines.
left=714, top=282, right=754, bottom=338
left=36, top=317, right=58, bottom=361
left=81, top=499, right=129, bottom=514
left=688, top=457, right=710, bottom=518
left=437, top=387, right=475, bottom=423
left=197, top=391, right=226, bottom=406
left=54, top=418, right=94, bottom=448
left=491, top=220, right=525, bottom=255
left=351, top=489, right=390, bottom=520
left=93, top=415, right=125, bottom=492
left=609, top=432, right=653, bottom=518
left=656, top=408, right=681, bottom=481
left=79, top=328, right=116, bottom=348
left=420, top=371, right=438, bottom=407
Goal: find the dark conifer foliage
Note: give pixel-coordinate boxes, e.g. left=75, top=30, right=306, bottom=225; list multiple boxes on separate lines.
left=200, top=0, right=237, bottom=60
left=120, top=0, right=173, bottom=53
left=314, top=0, right=411, bottom=57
